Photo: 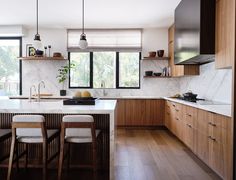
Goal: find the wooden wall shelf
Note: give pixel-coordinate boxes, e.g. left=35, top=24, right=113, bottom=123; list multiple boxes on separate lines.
left=142, top=57, right=170, bottom=61
left=18, top=57, right=67, bottom=61
left=143, top=76, right=172, bottom=78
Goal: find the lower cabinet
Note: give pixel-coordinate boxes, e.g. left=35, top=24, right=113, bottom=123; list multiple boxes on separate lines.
left=116, top=99, right=164, bottom=127
left=165, top=101, right=233, bottom=180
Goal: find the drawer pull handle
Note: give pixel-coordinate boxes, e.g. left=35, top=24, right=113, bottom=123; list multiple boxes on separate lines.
left=172, top=104, right=176, bottom=107
left=208, top=122, right=217, bottom=127
left=176, top=118, right=179, bottom=121
left=187, top=114, right=192, bottom=117
left=176, top=109, right=179, bottom=112
left=208, top=136, right=216, bottom=142
left=187, top=124, right=192, bottom=128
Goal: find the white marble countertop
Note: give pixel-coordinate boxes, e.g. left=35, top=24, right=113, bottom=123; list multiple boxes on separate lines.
left=164, top=97, right=232, bottom=117
left=9, top=95, right=163, bottom=100
left=0, top=99, right=117, bottom=114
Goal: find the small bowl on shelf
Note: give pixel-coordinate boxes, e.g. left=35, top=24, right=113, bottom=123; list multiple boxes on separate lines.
left=148, top=51, right=156, bottom=58
left=157, top=50, right=164, bottom=57
left=145, top=71, right=153, bottom=76
left=153, top=72, right=162, bottom=76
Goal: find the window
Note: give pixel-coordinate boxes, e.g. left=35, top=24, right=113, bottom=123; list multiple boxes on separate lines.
left=69, top=52, right=140, bottom=89
left=0, top=37, right=22, bottom=95
left=118, top=52, right=140, bottom=88
left=93, top=52, right=116, bottom=88
left=69, top=52, right=91, bottom=88
left=68, top=29, right=141, bottom=89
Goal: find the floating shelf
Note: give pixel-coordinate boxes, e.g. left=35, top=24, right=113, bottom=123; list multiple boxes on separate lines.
left=142, top=57, right=170, bottom=60
left=143, top=76, right=172, bottom=78
left=18, top=57, right=67, bottom=61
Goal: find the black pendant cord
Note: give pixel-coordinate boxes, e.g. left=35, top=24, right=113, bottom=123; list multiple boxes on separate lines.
left=36, top=0, right=39, bottom=35
left=82, top=0, right=84, bottom=34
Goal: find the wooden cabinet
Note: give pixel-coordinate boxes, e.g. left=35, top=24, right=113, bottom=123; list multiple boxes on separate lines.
left=182, top=106, right=197, bottom=153
left=116, top=99, right=165, bottom=127
left=116, top=100, right=126, bottom=126
left=165, top=100, right=233, bottom=179
left=215, top=0, right=235, bottom=69
left=168, top=25, right=199, bottom=77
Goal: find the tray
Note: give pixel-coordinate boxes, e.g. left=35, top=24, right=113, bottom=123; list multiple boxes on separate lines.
left=63, top=97, right=98, bottom=105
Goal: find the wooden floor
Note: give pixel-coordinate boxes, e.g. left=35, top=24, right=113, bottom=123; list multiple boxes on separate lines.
left=114, top=129, right=221, bottom=180
left=0, top=129, right=221, bottom=180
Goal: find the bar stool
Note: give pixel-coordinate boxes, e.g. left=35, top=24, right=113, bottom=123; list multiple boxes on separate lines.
left=0, top=129, right=11, bottom=162
left=7, top=115, right=60, bottom=180
left=58, top=115, right=101, bottom=180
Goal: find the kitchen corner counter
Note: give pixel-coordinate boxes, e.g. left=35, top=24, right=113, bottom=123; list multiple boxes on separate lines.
left=164, top=97, right=232, bottom=117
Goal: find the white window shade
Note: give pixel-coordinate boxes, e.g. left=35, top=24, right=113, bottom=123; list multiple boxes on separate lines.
left=67, top=29, right=142, bottom=51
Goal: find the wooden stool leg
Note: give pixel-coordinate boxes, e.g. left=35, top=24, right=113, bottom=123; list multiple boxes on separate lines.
left=93, top=144, right=97, bottom=180
left=7, top=136, right=16, bottom=180
left=58, top=131, right=65, bottom=180
left=66, top=143, right=70, bottom=173
left=24, top=143, right=28, bottom=170
left=15, top=141, right=19, bottom=172
left=43, top=142, right=48, bottom=180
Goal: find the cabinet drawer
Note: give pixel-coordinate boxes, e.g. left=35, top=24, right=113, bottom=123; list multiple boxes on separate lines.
left=184, top=106, right=197, bottom=128
left=210, top=113, right=232, bottom=130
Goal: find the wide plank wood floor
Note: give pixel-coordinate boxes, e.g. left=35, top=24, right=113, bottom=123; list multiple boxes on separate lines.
left=115, top=129, right=221, bottom=180
left=0, top=129, right=222, bottom=180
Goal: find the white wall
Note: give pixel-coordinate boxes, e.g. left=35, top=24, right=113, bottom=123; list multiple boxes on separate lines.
left=21, top=28, right=180, bottom=97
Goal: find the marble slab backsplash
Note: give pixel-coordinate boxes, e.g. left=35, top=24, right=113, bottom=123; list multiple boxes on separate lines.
left=179, top=62, right=232, bottom=104
left=22, top=60, right=232, bottom=104
left=22, top=59, right=179, bottom=98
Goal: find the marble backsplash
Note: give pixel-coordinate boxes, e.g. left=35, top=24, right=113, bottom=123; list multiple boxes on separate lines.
left=22, top=60, right=232, bottom=104
left=179, top=62, right=232, bottom=104
left=22, top=59, right=180, bottom=98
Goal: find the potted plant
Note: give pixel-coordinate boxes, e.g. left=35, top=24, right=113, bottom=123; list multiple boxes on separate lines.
left=57, top=63, right=75, bottom=96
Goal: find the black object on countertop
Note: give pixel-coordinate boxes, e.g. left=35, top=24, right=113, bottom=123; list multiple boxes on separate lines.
left=63, top=97, right=98, bottom=105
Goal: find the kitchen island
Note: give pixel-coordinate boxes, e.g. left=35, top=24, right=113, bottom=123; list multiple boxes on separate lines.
left=0, top=99, right=117, bottom=180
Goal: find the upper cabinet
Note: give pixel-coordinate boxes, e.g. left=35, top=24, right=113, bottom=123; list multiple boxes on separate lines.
left=168, top=25, right=199, bottom=77
left=215, top=0, right=235, bottom=69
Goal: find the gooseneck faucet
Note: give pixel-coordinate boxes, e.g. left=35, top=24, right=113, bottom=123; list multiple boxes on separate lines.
left=29, top=85, right=37, bottom=102
left=37, top=81, right=45, bottom=102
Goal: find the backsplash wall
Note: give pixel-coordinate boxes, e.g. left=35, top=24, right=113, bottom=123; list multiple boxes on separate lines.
left=22, top=28, right=180, bottom=97
left=179, top=62, right=232, bottom=104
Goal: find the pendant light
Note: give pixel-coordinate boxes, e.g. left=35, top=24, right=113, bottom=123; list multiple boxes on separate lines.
left=79, top=0, right=88, bottom=49
left=33, top=0, right=42, bottom=50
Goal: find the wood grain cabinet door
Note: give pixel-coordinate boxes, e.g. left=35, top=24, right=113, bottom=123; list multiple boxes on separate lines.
left=145, top=100, right=164, bottom=126
left=125, top=100, right=146, bottom=126
left=116, top=100, right=126, bottom=126
left=215, top=0, right=235, bottom=69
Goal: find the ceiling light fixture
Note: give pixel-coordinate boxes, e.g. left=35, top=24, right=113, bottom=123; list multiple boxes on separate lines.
left=79, top=0, right=88, bottom=49
left=33, top=0, right=42, bottom=50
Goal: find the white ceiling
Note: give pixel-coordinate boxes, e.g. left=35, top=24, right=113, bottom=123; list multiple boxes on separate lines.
left=0, top=0, right=181, bottom=29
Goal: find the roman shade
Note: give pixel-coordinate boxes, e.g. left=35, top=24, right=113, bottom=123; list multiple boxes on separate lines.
left=67, top=29, right=142, bottom=52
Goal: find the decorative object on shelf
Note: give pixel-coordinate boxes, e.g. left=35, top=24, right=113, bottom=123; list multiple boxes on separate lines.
left=28, top=47, right=36, bottom=57
left=153, top=72, right=162, bottom=76
left=79, top=0, right=88, bottom=49
left=162, top=66, right=171, bottom=76
left=35, top=50, right=44, bottom=57
left=157, top=50, right=164, bottom=57
left=145, top=71, right=153, bottom=76
left=56, top=63, right=75, bottom=96
left=33, top=0, right=42, bottom=50
left=53, top=52, right=62, bottom=58
left=48, top=45, right=51, bottom=57
left=148, top=51, right=156, bottom=57
left=26, top=44, right=33, bottom=57
left=44, top=46, right=47, bottom=57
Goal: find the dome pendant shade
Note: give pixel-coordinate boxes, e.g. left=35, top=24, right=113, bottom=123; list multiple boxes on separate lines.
left=79, top=34, right=88, bottom=49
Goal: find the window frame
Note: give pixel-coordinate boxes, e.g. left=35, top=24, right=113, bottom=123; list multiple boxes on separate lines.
left=0, top=37, right=22, bottom=95
left=68, top=51, right=141, bottom=89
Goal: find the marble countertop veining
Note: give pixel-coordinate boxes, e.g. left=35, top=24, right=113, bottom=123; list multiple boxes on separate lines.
left=9, top=95, right=163, bottom=100
left=164, top=97, right=232, bottom=117
left=0, top=99, right=117, bottom=114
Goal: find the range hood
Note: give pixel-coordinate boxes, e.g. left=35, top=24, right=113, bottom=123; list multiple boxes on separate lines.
left=174, top=0, right=216, bottom=65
